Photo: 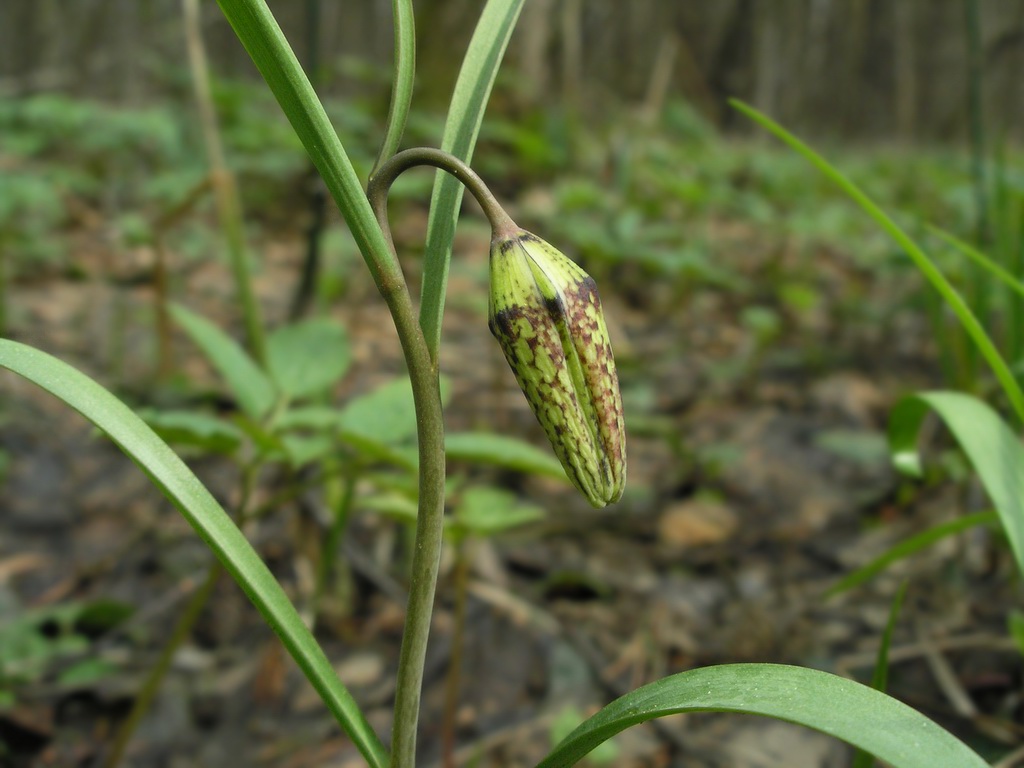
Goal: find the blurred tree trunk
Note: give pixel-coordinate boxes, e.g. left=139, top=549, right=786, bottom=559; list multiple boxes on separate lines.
left=2, top=0, right=1023, bottom=141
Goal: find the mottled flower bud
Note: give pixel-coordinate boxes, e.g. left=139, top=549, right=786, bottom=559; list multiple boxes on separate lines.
left=488, top=228, right=626, bottom=507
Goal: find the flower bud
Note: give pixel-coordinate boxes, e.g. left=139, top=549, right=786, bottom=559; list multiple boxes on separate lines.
left=488, top=228, right=626, bottom=507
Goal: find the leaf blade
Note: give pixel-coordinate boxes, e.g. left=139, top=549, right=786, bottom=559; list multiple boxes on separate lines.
left=889, top=390, right=1024, bottom=577
left=0, top=339, right=388, bottom=768
left=267, top=317, right=350, bottom=399
left=730, top=98, right=1024, bottom=426
left=536, top=663, right=987, bottom=768
left=170, top=303, right=276, bottom=419
left=419, top=0, right=526, bottom=357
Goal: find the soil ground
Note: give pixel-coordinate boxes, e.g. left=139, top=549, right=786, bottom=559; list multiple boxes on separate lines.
left=1, top=202, right=1020, bottom=767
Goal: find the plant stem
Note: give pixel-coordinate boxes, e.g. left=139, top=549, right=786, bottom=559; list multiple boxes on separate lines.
left=312, top=462, right=356, bottom=625
left=183, top=0, right=267, bottom=365
left=441, top=536, right=471, bottom=768
left=103, top=459, right=261, bottom=768
left=369, top=147, right=517, bottom=242
left=380, top=286, right=446, bottom=768
left=102, top=563, right=222, bottom=768
left=366, top=146, right=513, bottom=768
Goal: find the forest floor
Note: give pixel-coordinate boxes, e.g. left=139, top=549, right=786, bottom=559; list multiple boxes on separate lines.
left=1, top=192, right=1021, bottom=768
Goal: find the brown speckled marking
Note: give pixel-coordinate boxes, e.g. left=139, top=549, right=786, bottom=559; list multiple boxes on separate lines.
left=488, top=228, right=626, bottom=507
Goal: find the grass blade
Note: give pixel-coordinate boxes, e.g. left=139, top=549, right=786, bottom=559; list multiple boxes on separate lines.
left=0, top=339, right=388, bottom=768
left=214, top=0, right=402, bottom=295
left=929, top=225, right=1024, bottom=299
left=851, top=581, right=908, bottom=768
left=371, top=0, right=416, bottom=175
left=535, top=663, right=987, bottom=768
left=890, top=390, right=1024, bottom=577
left=731, top=99, right=1024, bottom=426
left=825, top=511, right=997, bottom=597
left=419, top=0, right=526, bottom=359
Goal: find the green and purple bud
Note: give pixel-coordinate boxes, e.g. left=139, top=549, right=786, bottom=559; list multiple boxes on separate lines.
left=488, top=228, right=626, bottom=507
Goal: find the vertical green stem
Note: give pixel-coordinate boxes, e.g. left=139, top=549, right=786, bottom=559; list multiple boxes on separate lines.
left=367, top=148, right=514, bottom=766
left=440, top=536, right=471, bottom=768
left=183, top=0, right=267, bottom=365
left=103, top=460, right=261, bottom=768
left=103, top=562, right=223, bottom=768
left=381, top=286, right=446, bottom=768
left=312, top=463, right=356, bottom=622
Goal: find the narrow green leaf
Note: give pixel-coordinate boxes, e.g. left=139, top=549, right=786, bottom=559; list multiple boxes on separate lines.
left=170, top=303, right=275, bottom=419
left=731, top=99, right=1024, bottom=426
left=825, top=511, right=997, bottom=597
left=371, top=0, right=416, bottom=174
left=0, top=339, right=388, bottom=768
left=536, top=663, right=987, bottom=768
left=929, top=225, right=1024, bottom=299
left=889, top=391, right=1024, bottom=577
left=267, top=317, right=350, bottom=399
left=214, top=0, right=402, bottom=296
left=445, top=432, right=569, bottom=480
left=420, top=0, right=526, bottom=357
left=852, top=581, right=908, bottom=768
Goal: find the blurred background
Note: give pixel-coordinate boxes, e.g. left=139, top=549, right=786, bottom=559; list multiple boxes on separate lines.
left=4, top=0, right=1024, bottom=138
left=2, top=2, right=1023, bottom=767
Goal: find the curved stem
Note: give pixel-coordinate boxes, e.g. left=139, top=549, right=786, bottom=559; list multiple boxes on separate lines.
left=366, top=146, right=514, bottom=767
left=369, top=148, right=518, bottom=249
left=383, top=285, right=446, bottom=768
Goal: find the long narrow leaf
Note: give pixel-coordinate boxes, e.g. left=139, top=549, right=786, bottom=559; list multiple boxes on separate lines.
left=825, top=511, right=997, bottom=597
left=929, top=225, right=1024, bottom=299
left=0, top=340, right=388, bottom=768
left=214, top=0, right=402, bottom=295
left=371, top=0, right=416, bottom=175
left=731, top=99, right=1024, bottom=426
left=536, top=663, right=987, bottom=768
left=851, top=581, right=908, bottom=768
left=419, top=0, right=526, bottom=358
left=890, top=390, right=1024, bottom=577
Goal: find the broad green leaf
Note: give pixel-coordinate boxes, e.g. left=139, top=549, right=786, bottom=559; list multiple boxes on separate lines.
left=58, top=658, right=119, bottom=687
left=536, top=663, right=987, bottom=768
left=337, top=376, right=451, bottom=446
left=338, top=431, right=418, bottom=472
left=267, top=317, right=350, bottom=399
left=420, top=0, right=526, bottom=357
left=452, top=486, right=544, bottom=538
left=280, top=433, right=336, bottom=469
left=142, top=409, right=244, bottom=455
left=445, top=432, right=568, bottom=480
left=825, top=511, right=997, bottom=597
left=170, top=303, right=275, bottom=420
left=0, top=339, right=387, bottom=768
left=731, top=99, right=1024, bottom=426
left=889, top=391, right=1024, bottom=576
left=276, top=405, right=344, bottom=432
